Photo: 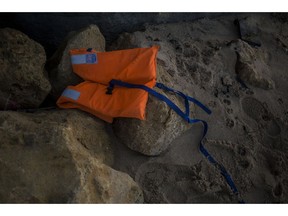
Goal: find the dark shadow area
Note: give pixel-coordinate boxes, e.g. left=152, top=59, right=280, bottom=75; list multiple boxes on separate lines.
left=0, top=13, right=224, bottom=57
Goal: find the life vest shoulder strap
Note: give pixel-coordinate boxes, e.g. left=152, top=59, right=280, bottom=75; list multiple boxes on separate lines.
left=108, top=79, right=211, bottom=121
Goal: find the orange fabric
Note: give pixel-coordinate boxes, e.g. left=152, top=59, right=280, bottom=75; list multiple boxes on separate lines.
left=70, top=46, right=158, bottom=87
left=57, top=46, right=159, bottom=123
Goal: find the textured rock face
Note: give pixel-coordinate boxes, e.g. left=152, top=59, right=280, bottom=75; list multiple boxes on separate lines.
left=47, top=25, right=105, bottom=99
left=237, top=16, right=261, bottom=44
left=0, top=28, right=51, bottom=110
left=74, top=162, right=143, bottom=203
left=113, top=65, right=191, bottom=156
left=0, top=110, right=143, bottom=203
left=233, top=39, right=275, bottom=90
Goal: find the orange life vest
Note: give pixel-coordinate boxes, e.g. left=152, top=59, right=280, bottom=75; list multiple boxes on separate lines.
left=56, top=46, right=242, bottom=201
left=57, top=46, right=159, bottom=123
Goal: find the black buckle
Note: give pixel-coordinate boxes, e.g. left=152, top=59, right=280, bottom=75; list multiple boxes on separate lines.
left=106, top=83, right=114, bottom=95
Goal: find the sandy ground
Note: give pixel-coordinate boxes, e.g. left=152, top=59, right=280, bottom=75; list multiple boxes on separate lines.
left=109, top=13, right=288, bottom=203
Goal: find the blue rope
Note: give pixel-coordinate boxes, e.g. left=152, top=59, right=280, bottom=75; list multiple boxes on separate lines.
left=109, top=79, right=244, bottom=203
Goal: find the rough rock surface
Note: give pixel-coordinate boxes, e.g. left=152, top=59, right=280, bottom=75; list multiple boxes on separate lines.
left=237, top=16, right=262, bottom=44
left=47, top=25, right=105, bottom=99
left=113, top=65, right=191, bottom=156
left=0, top=110, right=143, bottom=203
left=233, top=39, right=275, bottom=89
left=0, top=28, right=51, bottom=110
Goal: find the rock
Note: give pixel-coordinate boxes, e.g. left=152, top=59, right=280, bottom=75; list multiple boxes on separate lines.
left=237, top=16, right=261, bottom=45
left=51, top=109, right=114, bottom=165
left=47, top=25, right=105, bottom=100
left=271, top=13, right=288, bottom=23
left=0, top=110, right=143, bottom=203
left=233, top=40, right=275, bottom=90
left=74, top=162, right=143, bottom=203
left=0, top=28, right=51, bottom=110
left=113, top=65, right=191, bottom=156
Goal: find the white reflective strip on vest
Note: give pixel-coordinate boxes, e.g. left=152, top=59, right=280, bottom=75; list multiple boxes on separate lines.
left=61, top=89, right=81, bottom=100
left=71, top=53, right=97, bottom=64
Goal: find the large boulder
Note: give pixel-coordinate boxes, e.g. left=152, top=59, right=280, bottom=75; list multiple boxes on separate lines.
left=47, top=25, right=105, bottom=99
left=0, top=110, right=143, bottom=203
left=0, top=28, right=51, bottom=110
left=113, top=65, right=191, bottom=156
